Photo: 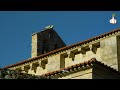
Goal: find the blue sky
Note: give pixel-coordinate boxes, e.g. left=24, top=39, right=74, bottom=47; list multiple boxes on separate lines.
left=0, top=11, right=120, bottom=68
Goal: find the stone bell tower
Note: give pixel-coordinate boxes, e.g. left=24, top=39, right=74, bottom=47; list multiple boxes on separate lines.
left=31, top=25, right=66, bottom=58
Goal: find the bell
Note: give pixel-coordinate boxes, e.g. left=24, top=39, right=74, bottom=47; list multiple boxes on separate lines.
left=109, top=13, right=117, bottom=24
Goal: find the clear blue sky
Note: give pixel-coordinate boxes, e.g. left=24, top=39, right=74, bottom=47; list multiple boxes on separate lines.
left=0, top=11, right=120, bottom=68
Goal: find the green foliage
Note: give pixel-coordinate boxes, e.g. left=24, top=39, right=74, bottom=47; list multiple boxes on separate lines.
left=0, top=68, right=47, bottom=79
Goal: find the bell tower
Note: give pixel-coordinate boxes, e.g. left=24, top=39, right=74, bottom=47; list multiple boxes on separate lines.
left=31, top=25, right=66, bottom=58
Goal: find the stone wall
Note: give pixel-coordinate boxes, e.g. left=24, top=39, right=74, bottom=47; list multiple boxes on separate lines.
left=31, top=34, right=38, bottom=58
left=7, top=30, right=120, bottom=76
left=31, top=29, right=66, bottom=58
left=100, top=35, right=118, bottom=70
left=117, top=35, right=120, bottom=71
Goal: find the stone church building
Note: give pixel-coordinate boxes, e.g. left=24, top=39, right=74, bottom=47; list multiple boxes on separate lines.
left=3, top=25, right=120, bottom=79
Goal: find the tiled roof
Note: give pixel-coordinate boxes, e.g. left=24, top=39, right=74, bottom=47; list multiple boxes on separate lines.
left=4, top=28, right=120, bottom=68
left=41, top=58, right=120, bottom=77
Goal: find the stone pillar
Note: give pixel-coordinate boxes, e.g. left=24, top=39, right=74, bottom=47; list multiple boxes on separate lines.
left=31, top=34, right=38, bottom=58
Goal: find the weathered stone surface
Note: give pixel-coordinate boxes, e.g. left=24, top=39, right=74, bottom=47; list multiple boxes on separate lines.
left=4, top=27, right=120, bottom=79
left=31, top=28, right=66, bottom=57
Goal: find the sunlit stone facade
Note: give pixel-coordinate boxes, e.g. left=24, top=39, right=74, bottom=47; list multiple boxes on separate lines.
left=4, top=26, right=120, bottom=79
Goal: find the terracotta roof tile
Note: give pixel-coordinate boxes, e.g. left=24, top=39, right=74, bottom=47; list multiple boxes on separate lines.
left=4, top=28, right=120, bottom=68
left=42, top=58, right=96, bottom=76
left=41, top=58, right=120, bottom=77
